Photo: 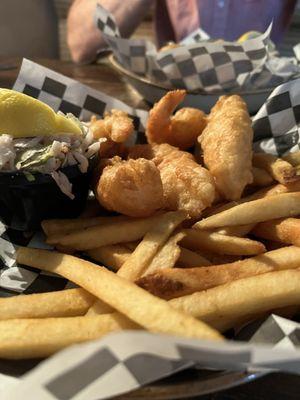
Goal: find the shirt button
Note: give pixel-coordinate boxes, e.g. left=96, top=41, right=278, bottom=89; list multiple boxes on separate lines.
left=218, top=0, right=225, bottom=7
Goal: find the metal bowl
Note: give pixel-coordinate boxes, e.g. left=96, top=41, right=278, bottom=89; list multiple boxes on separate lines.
left=0, top=358, right=265, bottom=399
left=109, top=55, right=274, bottom=114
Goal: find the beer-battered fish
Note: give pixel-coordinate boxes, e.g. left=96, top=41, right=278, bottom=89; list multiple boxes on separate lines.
left=129, top=143, right=216, bottom=218
left=199, top=95, right=253, bottom=200
left=96, top=157, right=165, bottom=217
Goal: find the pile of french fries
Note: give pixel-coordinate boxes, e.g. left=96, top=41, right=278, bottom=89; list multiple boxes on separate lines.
left=1, top=151, right=300, bottom=360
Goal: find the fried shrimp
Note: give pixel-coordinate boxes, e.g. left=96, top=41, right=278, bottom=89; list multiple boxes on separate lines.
left=146, top=90, right=207, bottom=150
left=96, top=158, right=165, bottom=217
left=90, top=110, right=134, bottom=143
left=129, top=143, right=216, bottom=218
left=90, top=110, right=134, bottom=158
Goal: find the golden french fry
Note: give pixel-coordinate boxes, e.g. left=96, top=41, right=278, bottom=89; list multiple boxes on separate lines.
left=86, top=245, right=131, bottom=271
left=252, top=167, right=274, bottom=187
left=47, top=214, right=161, bottom=249
left=181, top=229, right=265, bottom=255
left=0, top=314, right=137, bottom=359
left=215, top=224, right=255, bottom=237
left=177, top=247, right=211, bottom=267
left=117, top=211, right=186, bottom=281
left=17, top=248, right=222, bottom=341
left=204, top=181, right=300, bottom=217
left=252, top=217, right=300, bottom=246
left=253, top=153, right=298, bottom=184
left=170, top=269, right=300, bottom=332
left=142, top=232, right=185, bottom=276
left=88, top=212, right=186, bottom=314
left=0, top=288, right=95, bottom=320
left=283, top=150, right=300, bottom=167
left=136, top=246, right=300, bottom=299
left=263, top=180, right=300, bottom=196
left=194, top=192, right=300, bottom=230
left=42, top=215, right=129, bottom=237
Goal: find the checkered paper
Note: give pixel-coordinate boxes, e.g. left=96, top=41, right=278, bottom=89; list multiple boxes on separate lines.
left=252, top=76, right=300, bottom=155
left=2, top=327, right=300, bottom=400
left=237, top=315, right=300, bottom=350
left=13, top=59, right=148, bottom=142
left=96, top=4, right=296, bottom=92
left=95, top=4, right=300, bottom=92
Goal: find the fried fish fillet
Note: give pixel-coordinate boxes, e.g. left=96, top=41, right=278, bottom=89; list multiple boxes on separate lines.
left=199, top=95, right=253, bottom=200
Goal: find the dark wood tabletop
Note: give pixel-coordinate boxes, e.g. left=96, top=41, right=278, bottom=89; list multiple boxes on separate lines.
left=0, top=57, right=299, bottom=400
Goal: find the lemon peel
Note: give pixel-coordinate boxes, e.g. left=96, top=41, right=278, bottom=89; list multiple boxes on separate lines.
left=0, top=89, right=81, bottom=138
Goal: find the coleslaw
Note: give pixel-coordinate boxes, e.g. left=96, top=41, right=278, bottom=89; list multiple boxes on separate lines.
left=0, top=113, right=105, bottom=199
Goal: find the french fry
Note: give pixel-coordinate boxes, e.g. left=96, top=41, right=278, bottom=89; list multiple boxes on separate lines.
left=17, top=248, right=222, bottom=341
left=194, top=192, right=300, bottom=230
left=215, top=224, right=255, bottom=237
left=252, top=167, right=274, bottom=187
left=253, top=153, right=298, bottom=184
left=47, top=214, right=162, bottom=249
left=181, top=229, right=265, bottom=255
left=86, top=245, right=131, bottom=271
left=204, top=181, right=300, bottom=217
left=0, top=314, right=137, bottom=359
left=88, top=212, right=186, bottom=313
left=136, top=246, right=300, bottom=299
left=0, top=288, right=95, bottom=320
left=117, top=211, right=186, bottom=281
left=42, top=215, right=129, bottom=237
left=263, top=181, right=300, bottom=196
left=283, top=150, right=300, bottom=167
left=177, top=247, right=211, bottom=267
left=142, top=232, right=185, bottom=276
left=170, top=269, right=300, bottom=332
left=252, top=217, right=300, bottom=246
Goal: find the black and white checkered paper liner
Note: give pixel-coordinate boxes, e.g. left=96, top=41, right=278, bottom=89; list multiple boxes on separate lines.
left=181, top=26, right=300, bottom=91
left=237, top=314, right=300, bottom=349
left=1, top=326, right=300, bottom=400
left=252, top=76, right=300, bottom=155
left=13, top=59, right=148, bottom=143
left=95, top=4, right=276, bottom=92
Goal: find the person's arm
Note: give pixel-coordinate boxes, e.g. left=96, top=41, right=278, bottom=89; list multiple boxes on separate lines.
left=67, top=0, right=153, bottom=64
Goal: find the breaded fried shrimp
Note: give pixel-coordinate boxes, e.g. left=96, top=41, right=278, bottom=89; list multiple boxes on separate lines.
left=96, top=158, right=165, bottom=217
left=146, top=90, right=206, bottom=150
left=90, top=110, right=134, bottom=143
left=129, top=143, right=216, bottom=218
left=90, top=110, right=134, bottom=158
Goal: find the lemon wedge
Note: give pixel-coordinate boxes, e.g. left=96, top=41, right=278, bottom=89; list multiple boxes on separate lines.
left=0, top=89, right=82, bottom=138
left=238, top=31, right=261, bottom=43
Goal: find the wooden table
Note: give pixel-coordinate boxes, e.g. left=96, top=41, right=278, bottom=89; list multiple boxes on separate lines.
left=0, top=58, right=299, bottom=400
